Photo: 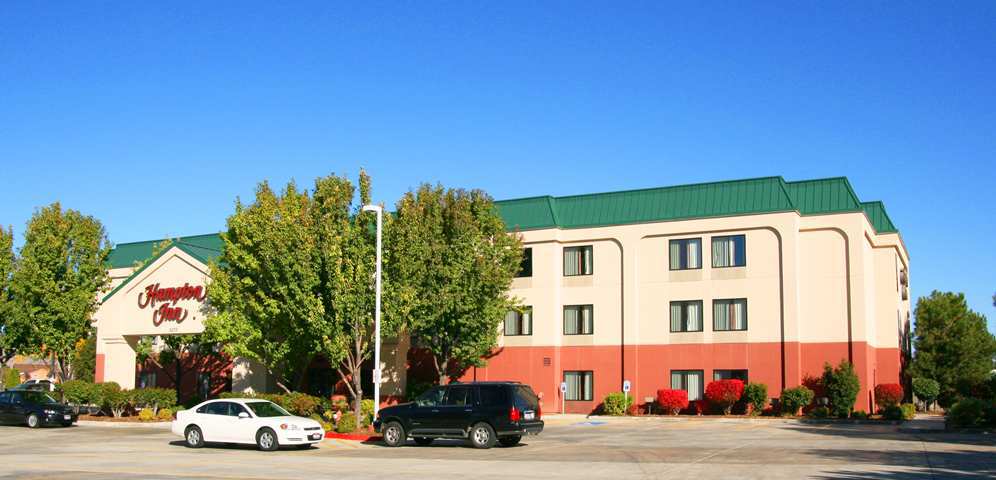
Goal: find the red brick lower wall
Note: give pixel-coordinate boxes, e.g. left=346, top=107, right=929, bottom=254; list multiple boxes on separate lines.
left=460, top=341, right=902, bottom=414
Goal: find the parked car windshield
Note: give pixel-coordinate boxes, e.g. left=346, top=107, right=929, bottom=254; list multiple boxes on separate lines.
left=245, top=401, right=291, bottom=417
left=22, top=391, right=58, bottom=404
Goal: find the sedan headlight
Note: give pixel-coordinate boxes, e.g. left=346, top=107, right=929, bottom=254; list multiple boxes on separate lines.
left=279, top=423, right=300, bottom=431
left=44, top=409, right=58, bottom=415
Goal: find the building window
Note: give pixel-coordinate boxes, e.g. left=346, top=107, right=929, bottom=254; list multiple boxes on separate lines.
left=713, top=369, right=748, bottom=382
left=669, top=238, right=702, bottom=270
left=517, top=248, right=533, bottom=278
left=564, top=305, right=593, bottom=335
left=712, top=235, right=746, bottom=267
left=563, top=246, right=593, bottom=276
left=198, top=373, right=211, bottom=400
left=504, top=307, right=533, bottom=336
left=564, top=371, right=593, bottom=401
left=671, top=370, right=704, bottom=401
left=670, top=300, right=703, bottom=332
left=713, top=298, right=747, bottom=331
left=139, top=371, right=157, bottom=389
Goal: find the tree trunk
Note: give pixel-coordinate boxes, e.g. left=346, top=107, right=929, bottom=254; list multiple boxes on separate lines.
left=435, top=356, right=449, bottom=385
left=352, top=366, right=363, bottom=425
left=174, top=356, right=183, bottom=402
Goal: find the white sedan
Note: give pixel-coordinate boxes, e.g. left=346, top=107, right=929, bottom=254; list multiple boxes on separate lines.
left=172, top=399, right=325, bottom=451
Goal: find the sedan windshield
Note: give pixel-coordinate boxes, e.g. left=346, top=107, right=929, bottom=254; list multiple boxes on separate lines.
left=245, top=401, right=291, bottom=417
left=23, top=392, right=58, bottom=404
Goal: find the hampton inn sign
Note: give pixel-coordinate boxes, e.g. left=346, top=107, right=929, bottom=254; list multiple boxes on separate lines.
left=137, top=283, right=207, bottom=327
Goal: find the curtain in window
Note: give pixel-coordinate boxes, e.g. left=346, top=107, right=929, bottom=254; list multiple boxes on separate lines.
left=714, top=301, right=730, bottom=331
left=564, top=248, right=580, bottom=276
left=582, top=247, right=592, bottom=275
left=687, top=239, right=701, bottom=269
left=670, top=303, right=682, bottom=331
left=564, top=307, right=578, bottom=335
left=504, top=310, right=517, bottom=335
left=732, top=300, right=745, bottom=330
left=686, top=372, right=702, bottom=401
left=522, top=308, right=532, bottom=335
left=712, top=237, right=733, bottom=267
left=581, top=306, right=592, bottom=334
left=686, top=302, right=701, bottom=331
left=669, top=241, right=681, bottom=270
left=671, top=372, right=682, bottom=390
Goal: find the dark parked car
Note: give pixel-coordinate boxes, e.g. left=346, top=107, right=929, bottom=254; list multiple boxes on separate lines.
left=0, top=390, right=77, bottom=428
left=374, top=381, right=543, bottom=449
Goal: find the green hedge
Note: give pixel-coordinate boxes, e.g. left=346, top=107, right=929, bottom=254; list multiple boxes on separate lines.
left=947, top=398, right=989, bottom=427
left=336, top=412, right=357, bottom=433
left=602, top=392, right=634, bottom=416
left=218, top=391, right=327, bottom=417
left=743, top=383, right=768, bottom=415
left=779, top=386, right=814, bottom=416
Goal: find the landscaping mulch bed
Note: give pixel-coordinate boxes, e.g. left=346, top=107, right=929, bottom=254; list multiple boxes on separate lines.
left=77, top=414, right=168, bottom=423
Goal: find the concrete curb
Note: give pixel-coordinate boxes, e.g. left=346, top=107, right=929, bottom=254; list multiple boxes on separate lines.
left=76, top=420, right=172, bottom=429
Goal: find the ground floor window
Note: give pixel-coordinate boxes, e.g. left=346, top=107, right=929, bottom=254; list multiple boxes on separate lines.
left=564, top=371, right=593, bottom=401
left=139, top=371, right=157, bottom=389
left=671, top=370, right=704, bottom=401
left=713, top=369, right=748, bottom=382
left=198, top=373, right=211, bottom=400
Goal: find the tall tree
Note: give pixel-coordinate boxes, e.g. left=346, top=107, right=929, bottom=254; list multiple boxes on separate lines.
left=312, top=172, right=401, bottom=420
left=910, top=291, right=996, bottom=406
left=391, top=185, right=522, bottom=384
left=205, top=181, right=327, bottom=393
left=0, top=225, right=20, bottom=365
left=9, top=203, right=110, bottom=381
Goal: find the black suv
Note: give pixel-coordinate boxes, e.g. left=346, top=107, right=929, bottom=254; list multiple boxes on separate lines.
left=374, top=381, right=543, bottom=449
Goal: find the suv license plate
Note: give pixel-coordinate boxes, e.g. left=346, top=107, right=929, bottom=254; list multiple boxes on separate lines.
left=63, top=415, right=71, bottom=420
left=524, top=412, right=535, bottom=420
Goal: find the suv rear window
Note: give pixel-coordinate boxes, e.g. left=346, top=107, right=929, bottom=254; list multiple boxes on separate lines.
left=512, top=385, right=539, bottom=411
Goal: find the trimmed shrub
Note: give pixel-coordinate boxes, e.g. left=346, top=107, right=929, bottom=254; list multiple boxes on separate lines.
left=947, top=397, right=988, bottom=428
left=851, top=410, right=868, bottom=420
left=823, top=361, right=860, bottom=418
left=321, top=421, right=334, bottom=432
left=705, top=379, right=744, bottom=415
left=809, top=406, right=830, bottom=418
left=602, top=392, right=634, bottom=416
left=336, top=411, right=357, bottom=433
left=780, top=386, right=814, bottom=416
left=138, top=409, right=156, bottom=422
left=912, top=378, right=940, bottom=409
left=743, top=383, right=768, bottom=415
left=900, top=403, right=916, bottom=420
left=285, top=392, right=320, bottom=417
left=61, top=380, right=98, bottom=414
left=360, top=399, right=375, bottom=427
left=98, top=382, right=129, bottom=418
left=157, top=408, right=174, bottom=421
left=874, top=384, right=904, bottom=410
left=132, top=388, right=177, bottom=415
left=656, top=389, right=689, bottom=415
left=882, top=405, right=904, bottom=421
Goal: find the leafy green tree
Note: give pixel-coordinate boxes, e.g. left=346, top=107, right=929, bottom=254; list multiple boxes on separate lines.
left=311, top=172, right=401, bottom=421
left=822, top=360, right=860, bottom=418
left=71, top=332, right=96, bottom=382
left=910, top=291, right=996, bottom=407
left=205, top=181, right=326, bottom=393
left=912, top=377, right=940, bottom=410
left=0, top=225, right=18, bottom=365
left=9, top=203, right=110, bottom=381
left=391, top=185, right=522, bottom=384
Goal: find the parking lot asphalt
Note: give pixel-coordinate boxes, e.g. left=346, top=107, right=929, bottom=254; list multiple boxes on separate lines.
left=0, top=415, right=992, bottom=479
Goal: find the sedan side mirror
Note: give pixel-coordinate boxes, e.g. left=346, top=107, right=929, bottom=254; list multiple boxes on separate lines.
left=238, top=412, right=250, bottom=419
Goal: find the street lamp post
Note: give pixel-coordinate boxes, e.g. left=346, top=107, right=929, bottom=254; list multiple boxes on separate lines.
left=361, top=204, right=383, bottom=417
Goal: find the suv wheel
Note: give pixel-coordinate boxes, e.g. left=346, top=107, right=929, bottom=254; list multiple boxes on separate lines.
left=413, top=437, right=433, bottom=446
left=469, top=422, right=497, bottom=449
left=382, top=421, right=406, bottom=447
left=498, top=435, right=521, bottom=447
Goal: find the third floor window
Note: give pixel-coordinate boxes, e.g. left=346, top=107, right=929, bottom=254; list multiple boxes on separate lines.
left=712, top=235, right=746, bottom=268
left=669, top=238, right=702, bottom=270
left=563, top=246, right=593, bottom=276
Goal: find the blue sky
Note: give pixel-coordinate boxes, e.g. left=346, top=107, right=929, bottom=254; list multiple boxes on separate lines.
left=1, top=2, right=994, bottom=330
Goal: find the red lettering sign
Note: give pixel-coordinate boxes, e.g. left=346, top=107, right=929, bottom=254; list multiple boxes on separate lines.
left=137, top=283, right=206, bottom=326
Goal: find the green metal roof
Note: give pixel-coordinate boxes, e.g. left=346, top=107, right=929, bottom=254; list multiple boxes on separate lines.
left=860, top=201, right=899, bottom=234
left=107, top=233, right=223, bottom=269
left=104, top=176, right=900, bottom=279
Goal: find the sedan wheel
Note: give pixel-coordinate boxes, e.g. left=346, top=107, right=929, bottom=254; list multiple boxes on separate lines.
left=256, top=428, right=279, bottom=451
left=26, top=414, right=40, bottom=428
left=185, top=426, right=204, bottom=448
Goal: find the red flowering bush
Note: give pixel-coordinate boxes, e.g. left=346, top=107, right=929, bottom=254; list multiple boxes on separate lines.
left=705, top=379, right=745, bottom=415
left=874, top=383, right=904, bottom=409
left=656, top=389, right=689, bottom=415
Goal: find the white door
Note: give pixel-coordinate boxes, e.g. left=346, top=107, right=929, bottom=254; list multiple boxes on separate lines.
left=199, top=402, right=238, bottom=442
left=229, top=402, right=259, bottom=444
